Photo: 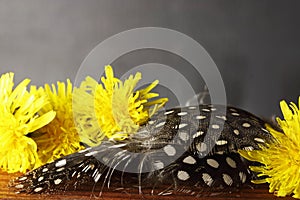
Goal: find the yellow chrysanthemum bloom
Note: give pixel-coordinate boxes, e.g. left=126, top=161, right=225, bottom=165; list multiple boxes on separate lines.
left=0, top=73, right=55, bottom=173
left=74, top=65, right=168, bottom=146
left=239, top=97, right=300, bottom=199
left=31, top=79, right=84, bottom=164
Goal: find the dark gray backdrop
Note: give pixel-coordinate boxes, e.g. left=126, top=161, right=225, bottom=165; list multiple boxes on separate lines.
left=1, top=0, right=299, bottom=118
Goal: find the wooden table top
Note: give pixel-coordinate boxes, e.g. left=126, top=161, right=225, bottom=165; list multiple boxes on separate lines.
left=0, top=171, right=294, bottom=200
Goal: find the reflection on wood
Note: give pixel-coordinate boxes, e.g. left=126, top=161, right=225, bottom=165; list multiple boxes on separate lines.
left=0, top=171, right=293, bottom=200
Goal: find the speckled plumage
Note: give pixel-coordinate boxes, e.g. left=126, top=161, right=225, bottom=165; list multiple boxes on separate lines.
left=10, top=104, right=274, bottom=196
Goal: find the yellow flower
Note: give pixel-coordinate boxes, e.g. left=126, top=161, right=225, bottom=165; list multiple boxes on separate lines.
left=73, top=65, right=168, bottom=146
left=31, top=79, right=84, bottom=164
left=73, top=77, right=104, bottom=147
left=0, top=73, right=55, bottom=173
left=239, top=97, right=300, bottom=198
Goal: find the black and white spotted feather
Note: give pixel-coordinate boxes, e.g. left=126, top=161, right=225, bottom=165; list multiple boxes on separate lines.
left=10, top=104, right=274, bottom=196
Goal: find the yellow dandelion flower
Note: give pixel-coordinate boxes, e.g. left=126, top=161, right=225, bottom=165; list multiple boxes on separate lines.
left=31, top=79, right=84, bottom=164
left=0, top=73, right=55, bottom=173
left=74, top=65, right=168, bottom=145
left=73, top=77, right=104, bottom=147
left=239, top=97, right=300, bottom=198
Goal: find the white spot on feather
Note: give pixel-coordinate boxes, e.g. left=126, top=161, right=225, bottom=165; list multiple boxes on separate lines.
left=178, top=123, right=188, bottom=129
left=153, top=160, right=164, bottom=170
left=254, top=137, right=265, bottom=143
left=177, top=170, right=190, bottom=181
left=212, top=124, right=220, bottom=129
left=233, top=129, right=240, bottom=135
left=231, top=112, right=240, bottom=116
left=178, top=112, right=188, bottom=116
left=54, top=178, right=62, bottom=185
left=179, top=131, right=189, bottom=141
left=196, top=142, right=207, bottom=152
left=18, top=176, right=27, bottom=181
left=216, top=115, right=227, bottom=120
left=216, top=140, right=228, bottom=145
left=183, top=156, right=197, bottom=165
left=239, top=172, right=247, bottom=183
left=226, top=157, right=237, bottom=168
left=155, top=121, right=166, bottom=128
left=207, top=159, right=219, bottom=168
left=15, top=184, right=24, bottom=189
left=163, top=145, right=176, bottom=156
left=34, top=187, right=43, bottom=193
left=202, top=173, right=213, bottom=186
left=55, top=159, right=66, bottom=167
left=38, top=176, right=44, bottom=182
left=242, top=122, right=251, bottom=128
left=223, top=174, right=233, bottom=186
left=192, top=131, right=204, bottom=138
left=164, top=110, right=174, bottom=115
left=196, top=115, right=206, bottom=120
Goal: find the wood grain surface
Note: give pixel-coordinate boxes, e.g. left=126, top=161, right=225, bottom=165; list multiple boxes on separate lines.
left=0, top=171, right=294, bottom=200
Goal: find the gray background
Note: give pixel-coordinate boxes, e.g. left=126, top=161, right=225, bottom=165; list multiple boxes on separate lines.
left=0, top=0, right=299, bottom=118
